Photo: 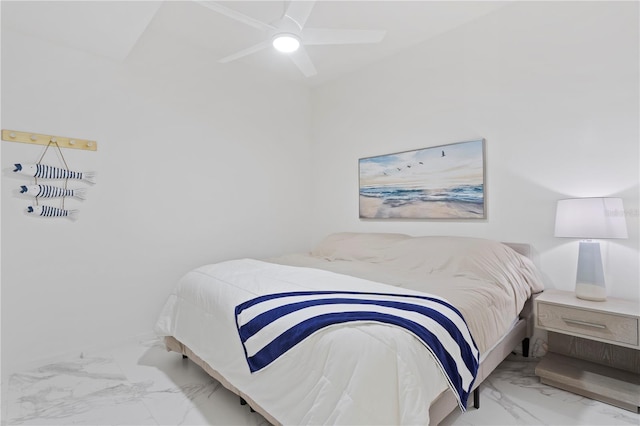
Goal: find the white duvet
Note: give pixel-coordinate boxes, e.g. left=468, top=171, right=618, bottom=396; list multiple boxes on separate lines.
left=156, top=259, right=451, bottom=425
left=155, top=234, right=544, bottom=425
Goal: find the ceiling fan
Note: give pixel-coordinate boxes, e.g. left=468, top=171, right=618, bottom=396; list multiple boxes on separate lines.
left=195, top=0, right=387, bottom=77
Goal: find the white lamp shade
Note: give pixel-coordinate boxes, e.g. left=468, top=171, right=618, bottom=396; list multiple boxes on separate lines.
left=554, top=198, right=628, bottom=239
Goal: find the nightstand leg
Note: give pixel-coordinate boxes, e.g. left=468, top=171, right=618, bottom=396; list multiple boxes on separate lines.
left=522, top=337, right=530, bottom=357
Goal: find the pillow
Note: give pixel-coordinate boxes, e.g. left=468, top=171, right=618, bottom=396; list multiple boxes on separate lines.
left=310, top=232, right=409, bottom=262
left=310, top=232, right=544, bottom=295
left=456, top=240, right=545, bottom=295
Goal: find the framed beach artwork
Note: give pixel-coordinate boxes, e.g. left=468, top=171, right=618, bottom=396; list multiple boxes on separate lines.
left=358, top=139, right=485, bottom=219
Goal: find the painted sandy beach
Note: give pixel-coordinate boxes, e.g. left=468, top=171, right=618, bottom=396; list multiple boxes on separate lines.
left=359, top=195, right=484, bottom=219
left=359, top=140, right=485, bottom=219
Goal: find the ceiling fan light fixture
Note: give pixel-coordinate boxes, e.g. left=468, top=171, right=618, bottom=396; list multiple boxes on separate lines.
left=272, top=33, right=300, bottom=53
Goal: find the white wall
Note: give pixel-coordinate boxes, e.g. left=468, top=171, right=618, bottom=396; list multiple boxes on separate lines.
left=1, top=7, right=313, bottom=373
left=2, top=0, right=639, bottom=377
left=310, top=2, right=639, bottom=300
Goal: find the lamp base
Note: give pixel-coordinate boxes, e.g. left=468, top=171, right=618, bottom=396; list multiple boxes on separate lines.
left=575, top=241, right=607, bottom=302
left=575, top=282, right=607, bottom=302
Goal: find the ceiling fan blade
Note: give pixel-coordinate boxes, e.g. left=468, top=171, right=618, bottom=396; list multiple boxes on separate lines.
left=284, top=0, right=316, bottom=30
left=303, top=28, right=386, bottom=45
left=218, top=41, right=271, bottom=63
left=290, top=46, right=317, bottom=77
left=195, top=1, right=275, bottom=31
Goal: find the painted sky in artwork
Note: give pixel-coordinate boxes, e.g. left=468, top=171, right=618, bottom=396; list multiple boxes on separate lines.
left=359, top=140, right=484, bottom=191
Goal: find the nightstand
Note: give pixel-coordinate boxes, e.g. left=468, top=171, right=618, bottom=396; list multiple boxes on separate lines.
left=534, top=289, right=640, bottom=412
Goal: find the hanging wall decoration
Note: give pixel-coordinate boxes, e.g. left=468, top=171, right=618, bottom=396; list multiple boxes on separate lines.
left=13, top=163, right=96, bottom=183
left=2, top=129, right=97, bottom=221
left=26, top=205, right=79, bottom=220
left=19, top=184, right=87, bottom=200
left=358, top=139, right=485, bottom=220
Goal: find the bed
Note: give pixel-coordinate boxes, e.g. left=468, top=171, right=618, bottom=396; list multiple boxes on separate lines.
left=155, top=232, right=544, bottom=425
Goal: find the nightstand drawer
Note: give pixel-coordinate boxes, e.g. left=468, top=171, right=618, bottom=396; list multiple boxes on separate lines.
left=537, top=302, right=639, bottom=346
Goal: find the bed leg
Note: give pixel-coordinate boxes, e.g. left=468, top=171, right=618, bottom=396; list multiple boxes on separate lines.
left=473, top=387, right=480, bottom=409
left=240, top=397, right=255, bottom=412
left=522, top=337, right=530, bottom=358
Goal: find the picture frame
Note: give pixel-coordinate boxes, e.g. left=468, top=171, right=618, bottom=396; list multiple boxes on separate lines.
left=358, top=139, right=486, bottom=219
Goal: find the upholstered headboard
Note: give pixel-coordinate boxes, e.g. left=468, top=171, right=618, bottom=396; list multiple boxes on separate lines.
left=503, top=242, right=531, bottom=258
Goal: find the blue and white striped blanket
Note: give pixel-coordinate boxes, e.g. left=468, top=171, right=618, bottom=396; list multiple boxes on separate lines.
left=235, top=290, right=480, bottom=409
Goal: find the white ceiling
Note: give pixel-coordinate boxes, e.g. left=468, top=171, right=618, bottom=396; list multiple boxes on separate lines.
left=2, top=0, right=508, bottom=86
left=1, top=1, right=163, bottom=62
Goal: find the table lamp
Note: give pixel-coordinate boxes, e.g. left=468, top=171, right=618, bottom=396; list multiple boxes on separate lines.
left=554, top=197, right=628, bottom=301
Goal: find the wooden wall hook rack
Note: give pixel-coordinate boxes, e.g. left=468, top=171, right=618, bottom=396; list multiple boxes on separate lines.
left=2, top=129, right=98, bottom=151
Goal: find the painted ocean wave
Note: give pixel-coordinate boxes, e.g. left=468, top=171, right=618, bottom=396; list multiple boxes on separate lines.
left=360, top=184, right=483, bottom=206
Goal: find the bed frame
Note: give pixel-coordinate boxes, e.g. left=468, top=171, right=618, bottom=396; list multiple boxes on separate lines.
left=163, top=242, right=537, bottom=425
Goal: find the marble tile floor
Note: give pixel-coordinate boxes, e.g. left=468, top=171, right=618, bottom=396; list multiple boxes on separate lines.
left=3, top=338, right=639, bottom=426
